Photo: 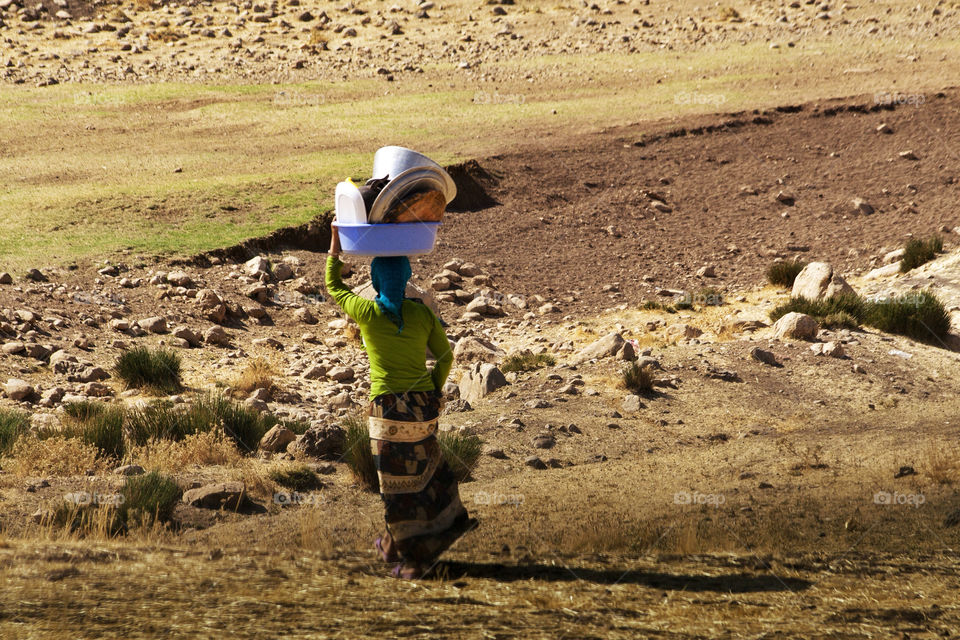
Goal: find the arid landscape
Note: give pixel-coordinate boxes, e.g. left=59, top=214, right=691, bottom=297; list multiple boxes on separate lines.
left=2, top=0, right=960, bottom=637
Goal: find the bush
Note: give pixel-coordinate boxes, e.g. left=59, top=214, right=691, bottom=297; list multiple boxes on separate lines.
left=500, top=351, right=556, bottom=373
left=63, top=400, right=107, bottom=423
left=865, top=290, right=951, bottom=343
left=620, top=362, right=654, bottom=393
left=900, top=235, right=943, bottom=273
left=822, top=312, right=860, bottom=330
left=769, top=294, right=868, bottom=325
left=199, top=394, right=277, bottom=454
left=0, top=408, right=30, bottom=456
left=281, top=419, right=312, bottom=436
left=129, top=430, right=241, bottom=473
left=233, top=358, right=275, bottom=396
left=767, top=260, right=808, bottom=288
left=115, top=347, right=183, bottom=394
left=269, top=465, right=322, bottom=492
left=76, top=405, right=125, bottom=461
left=119, top=471, right=181, bottom=527
left=125, top=401, right=201, bottom=446
left=438, top=432, right=482, bottom=482
left=342, top=411, right=378, bottom=492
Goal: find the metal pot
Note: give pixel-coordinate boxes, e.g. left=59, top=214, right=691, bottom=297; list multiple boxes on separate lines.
left=371, top=146, right=456, bottom=203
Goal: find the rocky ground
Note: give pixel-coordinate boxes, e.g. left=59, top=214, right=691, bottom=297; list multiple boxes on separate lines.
left=1, top=0, right=959, bottom=86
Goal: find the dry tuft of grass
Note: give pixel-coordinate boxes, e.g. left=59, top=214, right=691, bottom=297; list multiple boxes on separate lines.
left=766, top=259, right=808, bottom=288
left=501, top=351, right=556, bottom=373
left=129, top=430, right=242, bottom=474
left=924, top=446, right=960, bottom=485
left=900, top=235, right=943, bottom=272
left=8, top=436, right=107, bottom=477
left=620, top=362, right=654, bottom=393
left=233, top=357, right=276, bottom=396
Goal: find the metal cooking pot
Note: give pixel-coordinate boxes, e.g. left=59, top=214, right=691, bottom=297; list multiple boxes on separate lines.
left=371, top=146, right=457, bottom=203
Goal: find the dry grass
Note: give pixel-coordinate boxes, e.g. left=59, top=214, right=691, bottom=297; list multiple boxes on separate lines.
left=924, top=445, right=960, bottom=485
left=6, top=436, right=107, bottom=477
left=233, top=357, right=277, bottom=396
left=129, top=430, right=242, bottom=474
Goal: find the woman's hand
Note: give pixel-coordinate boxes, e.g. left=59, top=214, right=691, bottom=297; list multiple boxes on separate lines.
left=329, top=223, right=342, bottom=259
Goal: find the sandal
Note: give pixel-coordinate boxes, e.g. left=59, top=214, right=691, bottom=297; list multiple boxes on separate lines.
left=374, top=534, right=400, bottom=563
left=391, top=562, right=425, bottom=580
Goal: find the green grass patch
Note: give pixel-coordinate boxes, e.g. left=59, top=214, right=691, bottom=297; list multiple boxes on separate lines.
left=438, top=432, right=483, bottom=483
left=114, top=347, right=183, bottom=394
left=900, top=235, right=943, bottom=273
left=68, top=403, right=125, bottom=461
left=767, top=260, right=808, bottom=288
left=500, top=351, right=556, bottom=373
left=769, top=294, right=868, bottom=326
left=0, top=408, right=30, bottom=456
left=269, top=465, right=322, bottom=492
left=342, top=411, right=378, bottom=493
left=865, top=290, right=952, bottom=344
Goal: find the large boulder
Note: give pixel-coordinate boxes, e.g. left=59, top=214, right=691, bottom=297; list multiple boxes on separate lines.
left=459, top=363, right=508, bottom=403
left=453, top=336, right=503, bottom=363
left=773, top=312, right=819, bottom=341
left=4, top=378, right=34, bottom=401
left=574, top=332, right=625, bottom=363
left=259, top=425, right=296, bottom=453
left=182, top=482, right=247, bottom=510
left=791, top=262, right=856, bottom=300
left=289, top=424, right=346, bottom=460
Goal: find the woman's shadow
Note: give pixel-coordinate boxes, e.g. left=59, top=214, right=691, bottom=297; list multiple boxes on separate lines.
left=432, top=561, right=812, bottom=593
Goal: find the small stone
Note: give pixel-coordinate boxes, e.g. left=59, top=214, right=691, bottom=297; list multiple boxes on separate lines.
left=114, top=464, right=145, bottom=476
left=138, top=316, right=168, bottom=334
left=524, top=455, right=547, bottom=470
left=750, top=347, right=780, bottom=367
left=327, top=366, right=355, bottom=382
left=876, top=123, right=893, bottom=134
left=621, top=394, right=642, bottom=412
left=898, top=150, right=919, bottom=160
left=182, top=482, right=247, bottom=510
left=259, top=425, right=296, bottom=453
left=851, top=198, right=874, bottom=215
left=532, top=434, right=555, bottom=449
left=773, top=312, right=819, bottom=341
left=203, top=326, right=232, bottom=346
left=696, top=265, right=716, bottom=278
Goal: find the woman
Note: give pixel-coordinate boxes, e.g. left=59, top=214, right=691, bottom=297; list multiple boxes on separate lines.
left=325, top=226, right=475, bottom=578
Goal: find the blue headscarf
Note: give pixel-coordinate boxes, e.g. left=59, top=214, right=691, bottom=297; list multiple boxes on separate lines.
left=370, top=256, right=412, bottom=331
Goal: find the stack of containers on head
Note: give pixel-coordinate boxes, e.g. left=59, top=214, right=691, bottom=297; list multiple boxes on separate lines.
left=333, top=146, right=457, bottom=257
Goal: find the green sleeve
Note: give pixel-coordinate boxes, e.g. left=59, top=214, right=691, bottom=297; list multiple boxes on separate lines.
left=325, top=255, right=370, bottom=321
left=427, top=313, right=453, bottom=392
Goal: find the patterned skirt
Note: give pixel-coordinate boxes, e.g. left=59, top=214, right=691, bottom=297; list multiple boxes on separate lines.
left=369, top=390, right=470, bottom=564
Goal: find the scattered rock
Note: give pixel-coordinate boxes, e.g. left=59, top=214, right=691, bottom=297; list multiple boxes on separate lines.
left=289, top=424, right=345, bottom=459
left=574, top=332, right=625, bottom=363
left=204, top=326, right=232, bottom=346
left=773, top=312, right=819, bottom=341
left=532, top=434, right=556, bottom=449
left=138, top=316, right=168, bottom=334
left=750, top=347, right=781, bottom=367
left=851, top=197, right=874, bottom=215
left=454, top=336, right=503, bottom=363
left=327, top=366, right=355, bottom=382
left=114, top=464, right=145, bottom=476
left=459, top=363, right=508, bottom=403
left=791, top=262, right=855, bottom=300
left=621, top=394, right=643, bottom=412
left=165, top=270, right=195, bottom=288
left=259, top=425, right=297, bottom=453
left=524, top=455, right=547, bottom=470
left=4, top=378, right=34, bottom=401
left=182, top=482, right=247, bottom=510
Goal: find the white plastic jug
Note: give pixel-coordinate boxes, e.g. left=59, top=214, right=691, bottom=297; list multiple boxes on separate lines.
left=335, top=180, right=367, bottom=224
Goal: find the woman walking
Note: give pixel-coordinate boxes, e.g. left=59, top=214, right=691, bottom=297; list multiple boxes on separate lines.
left=326, top=226, right=475, bottom=578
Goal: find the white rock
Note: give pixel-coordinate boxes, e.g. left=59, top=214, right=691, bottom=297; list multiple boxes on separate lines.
left=773, top=312, right=819, bottom=341
left=791, top=262, right=856, bottom=300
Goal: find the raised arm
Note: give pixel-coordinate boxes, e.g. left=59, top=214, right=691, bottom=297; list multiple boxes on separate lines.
left=325, top=225, right=368, bottom=321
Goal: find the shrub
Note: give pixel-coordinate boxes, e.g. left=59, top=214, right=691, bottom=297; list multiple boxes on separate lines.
left=49, top=500, right=125, bottom=537
left=0, top=408, right=30, bottom=456
left=63, top=400, right=107, bottom=423
left=501, top=351, right=556, bottom=373
left=199, top=394, right=277, bottom=454
left=76, top=405, right=125, bottom=461
left=767, top=260, right=808, bottom=288
left=769, top=294, right=868, bottom=325
left=119, top=471, right=181, bottom=527
left=269, top=465, right=322, bottom=492
left=342, top=411, right=378, bottom=492
left=620, top=362, right=654, bottom=393
left=115, top=347, right=183, bottom=394
left=281, top=419, right=312, bottom=435
left=129, top=430, right=241, bottom=473
left=438, top=432, right=482, bottom=482
left=233, top=358, right=275, bottom=396
left=8, top=436, right=105, bottom=476
left=865, top=290, right=951, bottom=343
left=900, top=235, right=943, bottom=273
left=125, top=401, right=200, bottom=445
left=821, top=312, right=860, bottom=330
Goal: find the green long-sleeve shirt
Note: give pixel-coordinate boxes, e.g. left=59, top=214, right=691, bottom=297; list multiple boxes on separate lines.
left=325, top=255, right=453, bottom=400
